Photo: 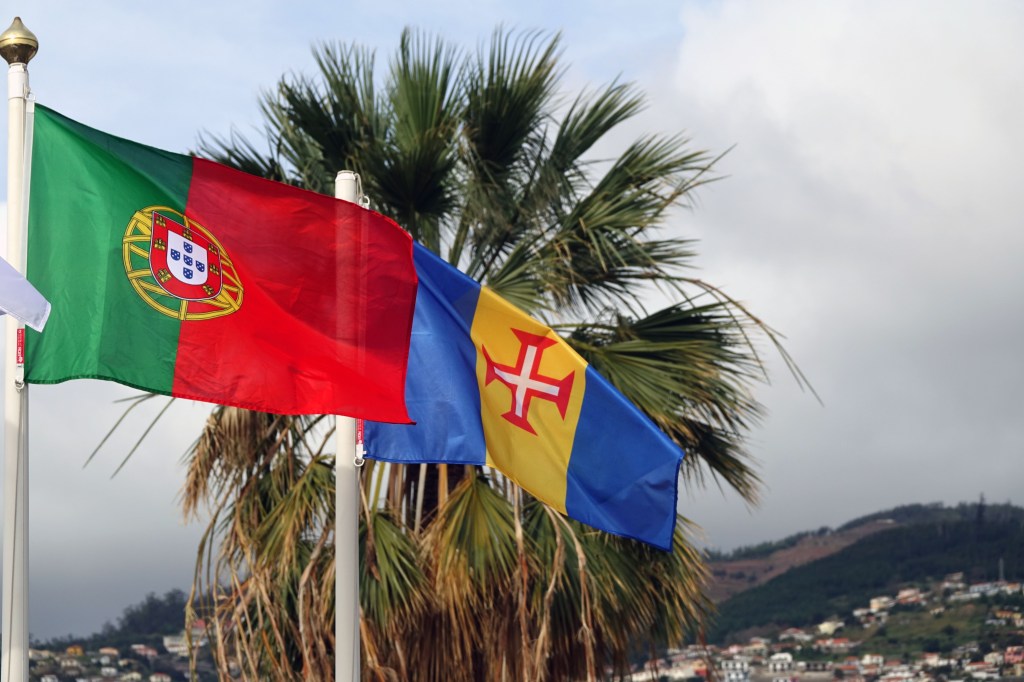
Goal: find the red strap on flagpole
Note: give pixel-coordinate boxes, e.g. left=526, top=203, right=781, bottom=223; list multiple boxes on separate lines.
left=355, top=419, right=365, bottom=465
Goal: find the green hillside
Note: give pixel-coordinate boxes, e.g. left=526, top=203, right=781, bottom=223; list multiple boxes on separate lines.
left=708, top=503, right=1024, bottom=643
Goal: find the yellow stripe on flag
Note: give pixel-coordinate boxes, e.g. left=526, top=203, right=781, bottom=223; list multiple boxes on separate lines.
left=472, top=287, right=586, bottom=513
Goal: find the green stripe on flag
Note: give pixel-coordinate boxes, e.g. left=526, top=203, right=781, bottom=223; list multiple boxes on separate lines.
left=26, top=105, right=194, bottom=394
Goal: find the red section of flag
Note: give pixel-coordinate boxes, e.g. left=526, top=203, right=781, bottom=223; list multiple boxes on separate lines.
left=173, top=158, right=417, bottom=421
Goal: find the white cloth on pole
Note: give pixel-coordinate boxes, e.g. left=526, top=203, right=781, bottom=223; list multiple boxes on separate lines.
left=0, top=254, right=49, bottom=331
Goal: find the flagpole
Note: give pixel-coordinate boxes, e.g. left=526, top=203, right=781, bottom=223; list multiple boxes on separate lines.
left=335, top=170, right=361, bottom=682
left=0, top=17, right=36, bottom=682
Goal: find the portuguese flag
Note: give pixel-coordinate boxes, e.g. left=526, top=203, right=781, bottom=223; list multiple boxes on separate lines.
left=25, top=105, right=417, bottom=422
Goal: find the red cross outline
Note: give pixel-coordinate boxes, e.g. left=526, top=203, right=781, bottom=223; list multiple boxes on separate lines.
left=482, top=329, right=575, bottom=435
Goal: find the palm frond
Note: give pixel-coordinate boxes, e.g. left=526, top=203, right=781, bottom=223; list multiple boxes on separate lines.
left=564, top=301, right=764, bottom=502
left=540, top=136, right=714, bottom=313
left=194, top=126, right=288, bottom=182
left=360, top=508, right=429, bottom=631
left=367, top=28, right=463, bottom=250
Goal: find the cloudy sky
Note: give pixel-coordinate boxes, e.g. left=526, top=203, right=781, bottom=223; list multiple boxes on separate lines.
left=1, top=0, right=1021, bottom=640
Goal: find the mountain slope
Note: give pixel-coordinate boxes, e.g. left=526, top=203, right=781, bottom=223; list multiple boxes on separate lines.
left=706, top=519, right=898, bottom=602
left=706, top=501, right=1024, bottom=643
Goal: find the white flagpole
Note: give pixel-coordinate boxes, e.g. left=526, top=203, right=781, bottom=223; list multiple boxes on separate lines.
left=0, top=17, right=36, bottom=682
left=335, top=170, right=362, bottom=682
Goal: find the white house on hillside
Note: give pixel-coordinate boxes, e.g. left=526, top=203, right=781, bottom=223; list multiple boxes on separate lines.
left=768, top=653, right=794, bottom=672
left=870, top=596, right=895, bottom=612
left=817, top=619, right=845, bottom=635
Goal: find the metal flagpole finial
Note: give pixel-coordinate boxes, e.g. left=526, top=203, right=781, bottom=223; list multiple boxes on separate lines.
left=0, top=17, right=37, bottom=65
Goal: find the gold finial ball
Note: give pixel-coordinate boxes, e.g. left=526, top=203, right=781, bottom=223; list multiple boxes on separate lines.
left=0, top=17, right=38, bottom=65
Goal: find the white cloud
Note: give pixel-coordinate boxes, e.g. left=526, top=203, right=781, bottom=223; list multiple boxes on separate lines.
left=658, top=0, right=1024, bottom=548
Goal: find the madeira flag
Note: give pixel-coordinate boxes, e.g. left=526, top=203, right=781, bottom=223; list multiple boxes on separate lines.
left=24, top=105, right=417, bottom=421
left=364, top=245, right=684, bottom=550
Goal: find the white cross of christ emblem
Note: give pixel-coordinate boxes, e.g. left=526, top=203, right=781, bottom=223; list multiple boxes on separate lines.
left=482, top=329, right=575, bottom=435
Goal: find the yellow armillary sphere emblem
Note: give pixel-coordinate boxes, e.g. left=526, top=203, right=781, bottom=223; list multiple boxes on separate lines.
left=122, top=206, right=243, bottom=320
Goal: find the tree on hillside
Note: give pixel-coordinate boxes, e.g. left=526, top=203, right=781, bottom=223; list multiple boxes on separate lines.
left=34, top=589, right=193, bottom=652
left=182, top=27, right=802, bottom=681
left=114, top=589, right=189, bottom=637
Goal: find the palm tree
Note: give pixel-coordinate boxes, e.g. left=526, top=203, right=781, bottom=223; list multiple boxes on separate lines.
left=182, top=28, right=805, bottom=681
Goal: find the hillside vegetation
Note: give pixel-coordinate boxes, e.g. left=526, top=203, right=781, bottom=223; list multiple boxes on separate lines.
left=708, top=500, right=1024, bottom=643
left=706, top=519, right=897, bottom=602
